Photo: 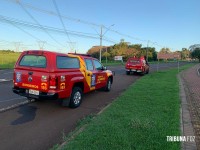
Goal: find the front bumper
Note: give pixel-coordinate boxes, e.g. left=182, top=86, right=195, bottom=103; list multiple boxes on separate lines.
left=13, top=87, right=58, bottom=100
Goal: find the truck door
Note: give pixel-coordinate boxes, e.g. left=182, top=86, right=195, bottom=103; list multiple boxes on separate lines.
left=84, top=58, right=96, bottom=90
left=93, top=59, right=107, bottom=89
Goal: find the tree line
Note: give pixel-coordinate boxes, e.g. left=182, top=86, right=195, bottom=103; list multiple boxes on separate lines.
left=87, top=39, right=198, bottom=62
left=87, top=39, right=157, bottom=61
left=0, top=50, right=19, bottom=53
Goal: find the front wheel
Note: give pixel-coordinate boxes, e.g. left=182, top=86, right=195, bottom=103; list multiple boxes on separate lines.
left=126, top=71, right=130, bottom=75
left=69, top=87, right=83, bottom=108
left=104, top=78, right=112, bottom=92
left=146, top=69, right=149, bottom=74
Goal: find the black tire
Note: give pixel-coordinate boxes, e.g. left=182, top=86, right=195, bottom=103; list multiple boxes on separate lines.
left=140, top=70, right=145, bottom=76
left=146, top=69, right=149, bottom=74
left=69, top=87, right=83, bottom=108
left=126, top=71, right=130, bottom=75
left=140, top=73, right=144, bottom=76
left=104, top=78, right=112, bottom=92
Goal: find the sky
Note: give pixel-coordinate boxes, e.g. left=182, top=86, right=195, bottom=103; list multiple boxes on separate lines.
left=0, top=0, right=199, bottom=53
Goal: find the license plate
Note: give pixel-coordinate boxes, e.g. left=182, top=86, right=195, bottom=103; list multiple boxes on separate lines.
left=29, top=89, right=39, bottom=95
left=131, top=69, right=136, bottom=71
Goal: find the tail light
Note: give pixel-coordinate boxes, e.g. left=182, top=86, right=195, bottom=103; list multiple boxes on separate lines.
left=49, top=75, right=57, bottom=89
left=13, top=72, right=15, bottom=82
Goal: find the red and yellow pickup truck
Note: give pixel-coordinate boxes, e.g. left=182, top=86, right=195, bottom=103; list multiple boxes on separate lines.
left=13, top=50, right=113, bottom=108
left=125, top=56, right=149, bottom=75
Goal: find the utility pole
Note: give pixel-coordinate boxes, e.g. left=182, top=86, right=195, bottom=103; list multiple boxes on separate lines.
left=67, top=42, right=76, bottom=53
left=146, top=40, right=149, bottom=61
left=37, top=41, right=46, bottom=50
left=106, top=47, right=108, bottom=64
left=99, top=25, right=103, bottom=62
left=13, top=42, right=22, bottom=52
left=99, top=24, right=114, bottom=63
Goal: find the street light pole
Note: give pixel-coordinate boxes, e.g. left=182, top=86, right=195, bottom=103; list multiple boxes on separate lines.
left=106, top=47, right=108, bottom=64
left=99, top=25, right=103, bottom=62
left=99, top=24, right=114, bottom=63
left=146, top=40, right=149, bottom=61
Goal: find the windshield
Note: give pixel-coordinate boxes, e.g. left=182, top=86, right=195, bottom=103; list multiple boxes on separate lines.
left=19, top=55, right=46, bottom=68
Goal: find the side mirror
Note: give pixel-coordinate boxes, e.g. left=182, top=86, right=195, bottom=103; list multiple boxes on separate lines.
left=101, top=66, right=107, bottom=70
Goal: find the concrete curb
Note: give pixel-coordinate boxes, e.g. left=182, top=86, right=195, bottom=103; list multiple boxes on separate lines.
left=178, top=73, right=197, bottom=150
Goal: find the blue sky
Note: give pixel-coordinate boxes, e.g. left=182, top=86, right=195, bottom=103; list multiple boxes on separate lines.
left=0, top=0, right=199, bottom=53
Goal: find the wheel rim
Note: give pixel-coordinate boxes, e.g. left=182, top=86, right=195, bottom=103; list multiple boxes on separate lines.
left=73, top=91, right=81, bottom=105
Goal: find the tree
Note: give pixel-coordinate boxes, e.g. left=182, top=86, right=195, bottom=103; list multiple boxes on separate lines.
left=181, top=48, right=190, bottom=60
left=189, top=44, right=200, bottom=51
left=159, top=47, right=171, bottom=54
left=148, top=47, right=157, bottom=61
left=191, top=48, right=200, bottom=62
left=102, top=51, right=111, bottom=60
left=86, top=40, right=157, bottom=62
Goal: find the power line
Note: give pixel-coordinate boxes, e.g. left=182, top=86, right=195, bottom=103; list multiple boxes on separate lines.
left=3, top=0, right=172, bottom=50
left=52, top=0, right=72, bottom=50
left=0, top=15, right=59, bottom=49
left=0, top=15, right=116, bottom=43
left=0, top=14, right=165, bottom=50
left=4, top=0, right=150, bottom=44
left=5, top=0, right=101, bottom=27
left=16, top=0, right=65, bottom=48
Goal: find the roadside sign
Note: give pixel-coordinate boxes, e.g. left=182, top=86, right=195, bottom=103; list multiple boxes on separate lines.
left=114, top=56, right=123, bottom=61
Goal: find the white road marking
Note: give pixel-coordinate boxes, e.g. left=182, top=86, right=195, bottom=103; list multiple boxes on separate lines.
left=1, top=71, right=13, bottom=74
left=0, top=97, right=26, bottom=103
left=0, top=79, right=12, bottom=82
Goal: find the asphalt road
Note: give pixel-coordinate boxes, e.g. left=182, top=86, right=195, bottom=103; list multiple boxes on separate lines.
left=0, top=62, right=191, bottom=150
left=0, top=69, right=26, bottom=111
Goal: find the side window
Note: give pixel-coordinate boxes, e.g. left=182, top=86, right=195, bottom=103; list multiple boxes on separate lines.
left=57, top=56, right=80, bottom=69
left=85, top=59, right=94, bottom=71
left=93, top=60, right=102, bottom=70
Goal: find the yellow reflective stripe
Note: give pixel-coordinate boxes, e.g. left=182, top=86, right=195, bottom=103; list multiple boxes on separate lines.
left=76, top=56, right=95, bottom=90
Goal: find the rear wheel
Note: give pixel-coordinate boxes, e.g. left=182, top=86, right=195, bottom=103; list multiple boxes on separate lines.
left=146, top=69, right=149, bottom=74
left=126, top=71, right=130, bottom=75
left=140, top=69, right=145, bottom=76
left=69, top=87, right=83, bottom=108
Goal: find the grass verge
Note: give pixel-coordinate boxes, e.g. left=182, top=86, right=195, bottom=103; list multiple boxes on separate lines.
left=101, top=60, right=124, bottom=66
left=60, top=64, right=194, bottom=150
left=0, top=52, right=20, bottom=69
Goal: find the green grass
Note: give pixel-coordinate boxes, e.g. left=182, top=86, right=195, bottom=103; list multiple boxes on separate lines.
left=102, top=60, right=124, bottom=66
left=102, top=60, right=192, bottom=66
left=0, top=52, right=20, bottom=69
left=60, top=64, right=194, bottom=150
